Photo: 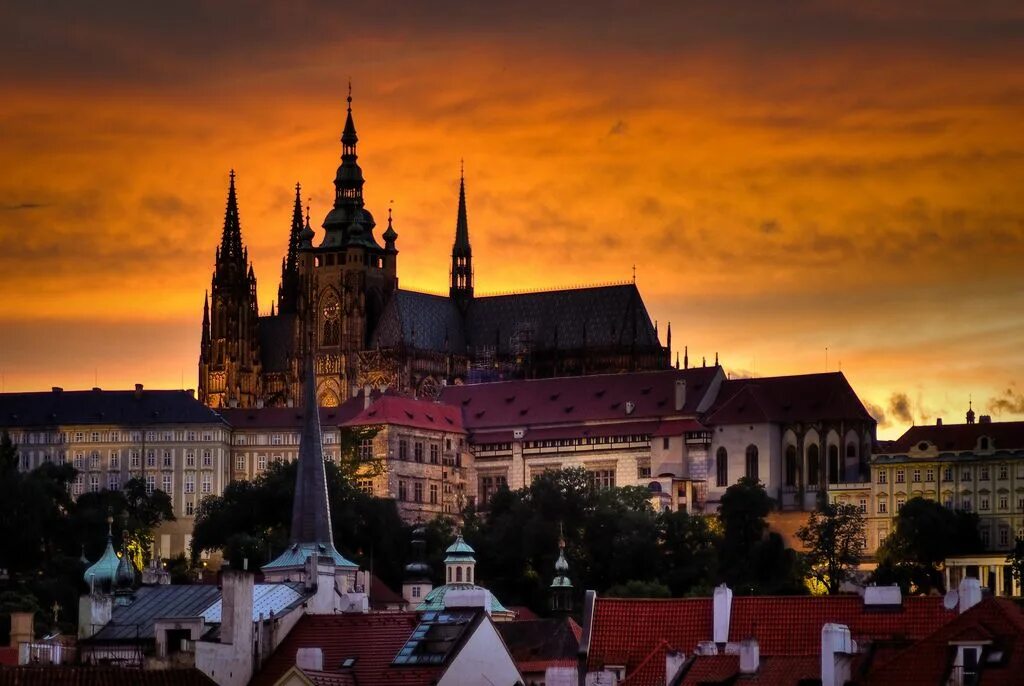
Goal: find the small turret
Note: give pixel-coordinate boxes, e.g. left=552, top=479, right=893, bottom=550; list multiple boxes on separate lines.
left=967, top=399, right=976, bottom=425
left=444, top=534, right=476, bottom=585
left=549, top=529, right=573, bottom=615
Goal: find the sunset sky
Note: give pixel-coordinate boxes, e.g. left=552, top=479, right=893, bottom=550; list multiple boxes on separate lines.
left=1, top=2, right=1023, bottom=438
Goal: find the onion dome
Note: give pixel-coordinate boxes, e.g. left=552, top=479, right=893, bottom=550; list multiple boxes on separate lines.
left=84, top=516, right=121, bottom=593
left=299, top=207, right=314, bottom=248
left=382, top=208, right=398, bottom=249
left=551, top=536, right=572, bottom=589
left=114, top=531, right=136, bottom=589
left=404, top=523, right=431, bottom=580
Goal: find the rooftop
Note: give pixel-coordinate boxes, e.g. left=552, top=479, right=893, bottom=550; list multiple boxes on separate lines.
left=0, top=389, right=226, bottom=428
left=704, top=372, right=875, bottom=425
left=887, top=420, right=1024, bottom=454
left=344, top=395, right=465, bottom=434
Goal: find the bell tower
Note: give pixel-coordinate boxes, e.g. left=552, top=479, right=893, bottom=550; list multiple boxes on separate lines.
left=449, top=163, right=474, bottom=311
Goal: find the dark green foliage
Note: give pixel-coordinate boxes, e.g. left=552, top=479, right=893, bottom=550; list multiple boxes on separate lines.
left=873, top=497, right=984, bottom=594
left=797, top=502, right=866, bottom=594
left=0, top=430, right=176, bottom=638
left=606, top=580, right=672, bottom=598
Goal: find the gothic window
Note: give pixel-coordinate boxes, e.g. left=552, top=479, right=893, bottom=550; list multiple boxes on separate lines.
left=785, top=445, right=798, bottom=487
left=745, top=445, right=759, bottom=481
left=828, top=445, right=840, bottom=484
left=716, top=447, right=728, bottom=487
left=321, top=295, right=340, bottom=346
left=808, top=444, right=821, bottom=486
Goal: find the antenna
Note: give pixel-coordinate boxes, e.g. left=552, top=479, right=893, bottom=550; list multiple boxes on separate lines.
left=825, top=346, right=829, bottom=371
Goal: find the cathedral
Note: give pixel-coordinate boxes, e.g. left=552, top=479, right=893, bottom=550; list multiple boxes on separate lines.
left=198, top=91, right=669, bottom=409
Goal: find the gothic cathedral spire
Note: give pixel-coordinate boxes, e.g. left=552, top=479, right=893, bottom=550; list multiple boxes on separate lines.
left=277, top=182, right=304, bottom=314
left=450, top=162, right=474, bottom=308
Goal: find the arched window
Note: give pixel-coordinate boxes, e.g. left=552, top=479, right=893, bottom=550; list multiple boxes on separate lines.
left=785, top=446, right=798, bottom=487
left=716, top=447, right=728, bottom=487
left=447, top=567, right=452, bottom=583
left=648, top=481, right=663, bottom=493
left=321, top=295, right=340, bottom=346
left=745, top=445, right=759, bottom=481
left=456, top=567, right=463, bottom=582
left=829, top=445, right=840, bottom=484
left=807, top=444, right=820, bottom=486
left=467, top=567, right=473, bottom=583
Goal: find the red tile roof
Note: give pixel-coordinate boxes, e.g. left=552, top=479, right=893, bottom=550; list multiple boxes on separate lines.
left=296, top=669, right=356, bottom=686
left=0, top=649, right=16, bottom=667
left=251, top=613, right=443, bottom=686
left=858, top=598, right=1024, bottom=686
left=888, top=420, right=1024, bottom=454
left=587, top=595, right=956, bottom=686
left=677, top=655, right=819, bottom=685
left=218, top=396, right=370, bottom=430
left=0, top=666, right=215, bottom=685
left=497, top=617, right=581, bottom=675
left=439, top=368, right=722, bottom=432
left=344, top=396, right=465, bottom=434
left=368, top=574, right=406, bottom=610
left=705, top=372, right=875, bottom=425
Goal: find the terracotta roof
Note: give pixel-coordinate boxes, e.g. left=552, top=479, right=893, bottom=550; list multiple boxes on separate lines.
left=705, top=372, right=875, bottom=425
left=345, top=396, right=465, bottom=434
left=251, top=612, right=448, bottom=686
left=0, top=666, right=215, bottom=685
left=497, top=618, right=581, bottom=674
left=652, top=419, right=707, bottom=437
left=587, top=595, right=956, bottom=686
left=0, top=650, right=16, bottom=667
left=296, top=669, right=356, bottom=686
left=858, top=598, right=1024, bottom=686
left=368, top=574, right=406, bottom=610
left=887, top=420, right=1024, bottom=454
left=0, top=389, right=226, bottom=428
left=676, top=655, right=819, bottom=685
left=439, top=367, right=721, bottom=432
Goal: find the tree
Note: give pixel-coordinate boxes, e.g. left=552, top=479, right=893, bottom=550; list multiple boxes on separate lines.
left=797, top=502, right=865, bottom=594
left=873, top=497, right=983, bottom=594
left=1005, top=537, right=1024, bottom=585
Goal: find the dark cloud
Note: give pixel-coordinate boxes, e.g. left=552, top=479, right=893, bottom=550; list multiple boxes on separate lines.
left=759, top=219, right=780, bottom=235
left=0, top=202, right=47, bottom=211
left=863, top=400, right=889, bottom=428
left=608, top=120, right=628, bottom=136
left=889, top=392, right=914, bottom=425
left=988, top=385, right=1024, bottom=416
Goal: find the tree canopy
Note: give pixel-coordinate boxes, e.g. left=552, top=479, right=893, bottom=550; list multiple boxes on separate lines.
left=797, top=502, right=865, bottom=594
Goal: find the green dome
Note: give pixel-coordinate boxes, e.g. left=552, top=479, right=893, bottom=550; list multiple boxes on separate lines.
left=416, top=583, right=510, bottom=616
left=84, top=537, right=121, bottom=592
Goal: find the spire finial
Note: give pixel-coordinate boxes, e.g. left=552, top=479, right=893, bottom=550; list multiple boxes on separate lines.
left=229, top=168, right=235, bottom=184
left=460, top=157, right=465, bottom=180
left=347, top=79, right=352, bottom=110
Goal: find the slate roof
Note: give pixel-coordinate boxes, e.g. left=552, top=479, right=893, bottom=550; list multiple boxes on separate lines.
left=438, top=367, right=722, bottom=433
left=201, top=582, right=306, bottom=623
left=857, top=597, right=1024, bottom=686
left=704, top=372, right=875, bottom=425
left=0, top=666, right=215, bottom=685
left=888, top=420, right=1024, bottom=454
left=217, top=396, right=370, bottom=430
left=369, top=283, right=661, bottom=356
left=344, top=395, right=465, bottom=434
left=497, top=617, right=582, bottom=674
left=251, top=612, right=457, bottom=686
left=587, top=595, right=956, bottom=686
left=262, top=542, right=357, bottom=571
left=258, top=314, right=297, bottom=373
left=85, top=585, right=222, bottom=642
left=466, top=284, right=660, bottom=353
left=370, top=290, right=465, bottom=353
left=0, top=390, right=226, bottom=428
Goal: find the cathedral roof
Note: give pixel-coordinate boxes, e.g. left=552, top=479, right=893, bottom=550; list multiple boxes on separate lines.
left=704, top=372, right=875, bottom=425
left=465, top=283, right=659, bottom=353
left=370, top=290, right=466, bottom=353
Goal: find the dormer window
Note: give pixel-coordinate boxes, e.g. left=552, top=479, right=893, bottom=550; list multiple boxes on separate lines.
left=980, top=437, right=991, bottom=450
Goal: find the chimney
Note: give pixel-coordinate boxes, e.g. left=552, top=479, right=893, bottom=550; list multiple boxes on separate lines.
left=363, top=385, right=372, bottom=410
left=712, top=584, right=732, bottom=644
left=221, top=570, right=254, bottom=647
left=625, top=401, right=636, bottom=415
left=739, top=638, right=759, bottom=674
left=665, top=650, right=686, bottom=683
left=674, top=379, right=687, bottom=412
left=980, top=415, right=992, bottom=424
left=51, top=387, right=63, bottom=393
left=936, top=417, right=942, bottom=426
left=958, top=576, right=982, bottom=614
left=134, top=383, right=143, bottom=399
left=296, top=647, right=324, bottom=672
left=821, top=623, right=855, bottom=686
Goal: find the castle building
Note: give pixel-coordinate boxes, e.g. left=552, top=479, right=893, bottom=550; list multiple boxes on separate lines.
left=198, top=89, right=668, bottom=410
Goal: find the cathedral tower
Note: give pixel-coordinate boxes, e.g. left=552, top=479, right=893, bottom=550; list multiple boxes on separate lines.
left=301, top=86, right=398, bottom=406
left=198, top=171, right=262, bottom=408
left=277, top=182, right=304, bottom=315
left=449, top=166, right=474, bottom=310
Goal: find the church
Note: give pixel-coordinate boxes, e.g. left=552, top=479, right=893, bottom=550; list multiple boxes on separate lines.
left=198, top=90, right=669, bottom=409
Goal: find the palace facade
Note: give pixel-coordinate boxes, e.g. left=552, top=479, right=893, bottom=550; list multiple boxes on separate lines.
left=198, top=91, right=668, bottom=410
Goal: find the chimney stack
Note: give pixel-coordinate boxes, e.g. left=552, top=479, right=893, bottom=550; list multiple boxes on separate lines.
left=221, top=570, right=254, bottom=647
left=675, top=379, right=687, bottom=412
left=936, top=418, right=942, bottom=426
left=134, top=383, right=143, bottom=399
left=713, top=584, right=732, bottom=644
left=665, top=650, right=686, bottom=683
left=958, top=576, right=982, bottom=614
left=980, top=415, right=992, bottom=424
left=363, top=385, right=372, bottom=410
left=821, top=623, right=855, bottom=686
left=739, top=638, right=759, bottom=674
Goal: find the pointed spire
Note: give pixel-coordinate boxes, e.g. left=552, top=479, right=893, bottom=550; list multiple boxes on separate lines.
left=550, top=525, right=573, bottom=614
left=666, top=321, right=672, bottom=353
left=289, top=330, right=334, bottom=546
left=342, top=80, right=358, bottom=150
left=684, top=345, right=689, bottom=370
left=278, top=182, right=304, bottom=314
left=450, top=163, right=474, bottom=304
left=201, top=291, right=210, bottom=346
left=675, top=351, right=680, bottom=369
left=299, top=205, right=314, bottom=248
left=454, top=162, right=471, bottom=252
left=383, top=205, right=398, bottom=248
left=219, top=169, right=244, bottom=262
